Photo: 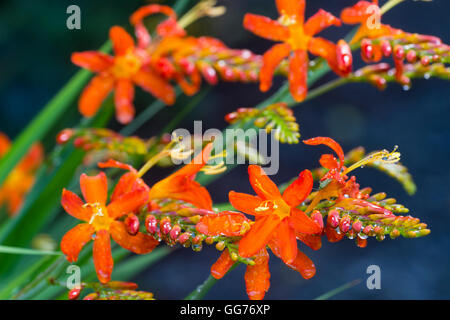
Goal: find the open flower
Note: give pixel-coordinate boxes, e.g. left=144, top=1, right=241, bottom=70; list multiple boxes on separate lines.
left=197, top=209, right=317, bottom=300
left=244, top=0, right=352, bottom=101
left=60, top=170, right=158, bottom=283
left=149, top=143, right=213, bottom=210
left=229, top=165, right=321, bottom=264
left=0, top=132, right=43, bottom=215
left=72, top=26, right=175, bottom=124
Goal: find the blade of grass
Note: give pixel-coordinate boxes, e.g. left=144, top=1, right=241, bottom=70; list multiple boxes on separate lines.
left=0, top=245, right=62, bottom=256
left=314, top=279, right=361, bottom=300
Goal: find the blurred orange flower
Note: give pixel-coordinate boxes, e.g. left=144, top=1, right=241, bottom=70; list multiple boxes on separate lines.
left=72, top=26, right=175, bottom=124
left=0, top=132, right=43, bottom=215
left=60, top=170, right=158, bottom=283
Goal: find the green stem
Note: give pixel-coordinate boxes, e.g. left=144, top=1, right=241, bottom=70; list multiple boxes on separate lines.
left=0, top=245, right=62, bottom=256
left=301, top=77, right=349, bottom=104
left=184, top=263, right=239, bottom=300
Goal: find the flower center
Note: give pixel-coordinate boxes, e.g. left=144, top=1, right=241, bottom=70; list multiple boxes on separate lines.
left=287, top=24, right=311, bottom=51
left=111, top=50, right=142, bottom=79
left=255, top=198, right=291, bottom=220
left=86, top=203, right=113, bottom=231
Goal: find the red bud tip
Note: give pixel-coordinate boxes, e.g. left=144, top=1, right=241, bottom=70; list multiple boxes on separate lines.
left=169, top=225, right=181, bottom=240
left=339, top=215, right=351, bottom=233
left=406, top=50, right=417, bottom=63
left=145, top=215, right=158, bottom=234
left=336, top=40, right=353, bottom=75
left=420, top=56, right=430, bottom=66
left=356, top=237, right=367, bottom=248
left=125, top=213, right=140, bottom=236
left=160, top=217, right=172, bottom=235
left=361, top=39, right=374, bottom=61
left=201, top=65, right=218, bottom=85
left=328, top=210, right=340, bottom=228
left=68, top=288, right=81, bottom=300
left=311, top=210, right=324, bottom=230
left=178, top=232, right=190, bottom=244
left=56, top=129, right=74, bottom=144
left=352, top=221, right=362, bottom=233
left=380, top=40, right=392, bottom=57
left=363, top=225, right=373, bottom=235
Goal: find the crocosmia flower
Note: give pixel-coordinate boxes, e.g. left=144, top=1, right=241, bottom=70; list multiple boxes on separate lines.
left=60, top=170, right=158, bottom=283
left=244, top=0, right=352, bottom=101
left=149, top=143, right=214, bottom=210
left=0, top=132, right=43, bottom=215
left=229, top=165, right=321, bottom=264
left=72, top=26, right=175, bottom=124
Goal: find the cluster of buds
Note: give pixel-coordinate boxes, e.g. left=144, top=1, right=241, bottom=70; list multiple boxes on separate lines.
left=358, top=32, right=450, bottom=88
left=66, top=281, right=154, bottom=300
left=140, top=200, right=255, bottom=265
left=225, top=103, right=300, bottom=144
left=317, top=190, right=429, bottom=248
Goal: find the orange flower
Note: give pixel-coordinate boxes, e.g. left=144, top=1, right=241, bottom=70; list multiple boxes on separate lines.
left=243, top=0, right=352, bottom=101
left=60, top=169, right=158, bottom=283
left=229, top=165, right=321, bottom=264
left=341, top=0, right=401, bottom=45
left=0, top=133, right=43, bottom=215
left=198, top=209, right=317, bottom=300
left=149, top=143, right=213, bottom=210
left=72, top=26, right=175, bottom=124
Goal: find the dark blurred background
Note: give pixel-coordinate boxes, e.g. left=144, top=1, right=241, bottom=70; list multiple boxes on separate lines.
left=0, top=0, right=449, bottom=299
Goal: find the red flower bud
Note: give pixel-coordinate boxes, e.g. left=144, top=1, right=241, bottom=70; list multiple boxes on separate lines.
left=363, top=225, right=373, bottom=235
left=339, top=215, right=351, bottom=233
left=352, top=221, right=363, bottom=233
left=178, top=232, right=190, bottom=244
left=356, top=237, right=367, bottom=248
left=380, top=40, right=392, bottom=57
left=160, top=217, right=172, bottom=235
left=201, top=65, right=218, bottom=85
left=145, top=215, right=158, bottom=234
left=311, top=210, right=324, bottom=230
left=56, top=129, right=74, bottom=144
left=125, top=213, right=140, bottom=236
left=361, top=39, right=374, bottom=61
left=328, top=210, right=340, bottom=228
left=394, top=45, right=405, bottom=60
left=68, top=288, right=81, bottom=300
left=406, top=50, right=417, bottom=63
left=169, top=225, right=181, bottom=240
left=336, top=40, right=352, bottom=75
left=421, top=56, right=430, bottom=66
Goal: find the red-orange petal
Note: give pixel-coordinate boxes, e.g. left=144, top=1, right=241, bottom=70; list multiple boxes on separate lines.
left=110, top=221, right=159, bottom=254
left=130, top=4, right=177, bottom=26
left=289, top=208, right=322, bottom=234
left=307, top=37, right=335, bottom=61
left=243, top=14, right=289, bottom=42
left=173, top=142, right=213, bottom=177
left=340, top=1, right=374, bottom=25
left=132, top=68, right=175, bottom=105
left=61, top=189, right=92, bottom=222
left=276, top=0, right=305, bottom=23
left=71, top=51, right=113, bottom=72
left=272, top=219, right=298, bottom=264
left=114, top=79, right=135, bottom=124
left=196, top=211, right=250, bottom=237
left=244, top=248, right=270, bottom=300
left=107, top=187, right=149, bottom=219
left=238, top=214, right=281, bottom=258
left=211, top=249, right=234, bottom=279
left=304, top=9, right=341, bottom=36
left=0, top=132, right=10, bottom=156
left=286, top=249, right=316, bottom=279
left=18, top=143, right=44, bottom=172
left=288, top=49, right=308, bottom=102
left=228, top=191, right=265, bottom=216
left=297, top=233, right=322, bottom=250
left=260, top=43, right=291, bottom=92
left=324, top=224, right=345, bottom=242
left=109, top=26, right=135, bottom=56
left=319, top=154, right=340, bottom=170
left=282, top=169, right=313, bottom=207
left=303, top=136, right=345, bottom=165
left=61, top=223, right=95, bottom=262
left=248, top=165, right=281, bottom=200
left=80, top=171, right=108, bottom=206
left=79, top=74, right=114, bottom=118
left=93, top=230, right=113, bottom=284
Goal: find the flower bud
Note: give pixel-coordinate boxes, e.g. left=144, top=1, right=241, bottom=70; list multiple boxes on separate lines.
left=145, top=215, right=158, bottom=234
left=339, top=215, right=351, bottom=233
left=380, top=40, right=392, bottom=57
left=311, top=210, right=324, bottom=230
left=328, top=210, right=340, bottom=228
left=336, top=40, right=352, bottom=75
left=125, top=213, right=140, bottom=236
left=56, top=129, right=74, bottom=144
left=68, top=288, right=81, bottom=300
left=169, top=225, right=181, bottom=241
left=160, top=217, right=172, bottom=235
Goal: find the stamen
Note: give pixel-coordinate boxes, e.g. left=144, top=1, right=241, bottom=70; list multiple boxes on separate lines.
left=343, top=146, right=401, bottom=175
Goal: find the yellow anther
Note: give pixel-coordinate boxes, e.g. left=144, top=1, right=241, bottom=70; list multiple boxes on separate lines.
left=343, top=146, right=401, bottom=175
